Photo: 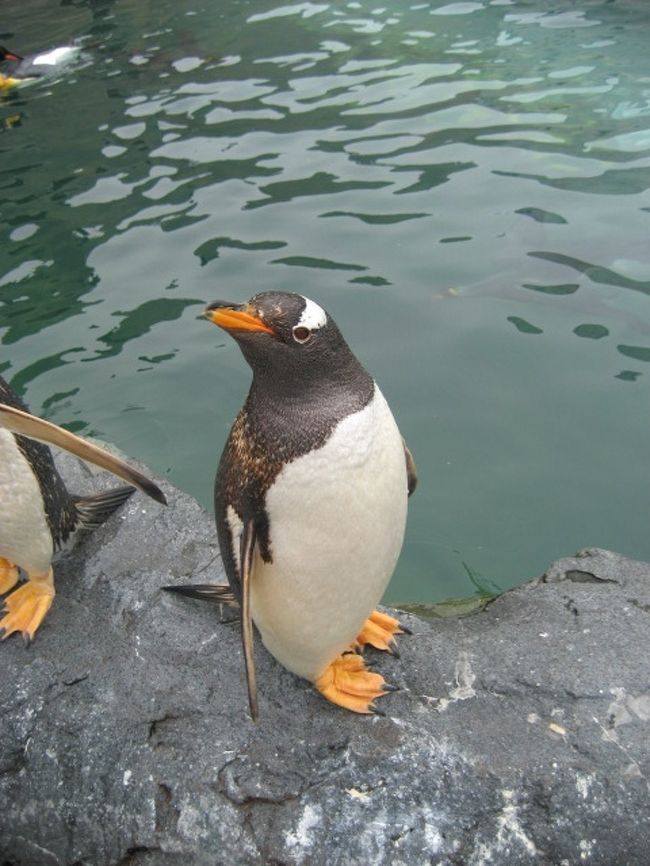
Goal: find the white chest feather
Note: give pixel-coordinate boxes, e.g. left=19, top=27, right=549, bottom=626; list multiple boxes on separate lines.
left=0, top=429, right=53, bottom=574
left=250, top=385, right=408, bottom=681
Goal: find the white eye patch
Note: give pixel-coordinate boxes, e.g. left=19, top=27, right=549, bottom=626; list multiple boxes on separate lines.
left=297, top=296, right=327, bottom=331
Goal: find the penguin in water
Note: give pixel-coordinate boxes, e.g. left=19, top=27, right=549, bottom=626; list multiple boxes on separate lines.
left=0, top=45, right=80, bottom=90
left=0, top=375, right=166, bottom=641
left=167, top=292, right=416, bottom=718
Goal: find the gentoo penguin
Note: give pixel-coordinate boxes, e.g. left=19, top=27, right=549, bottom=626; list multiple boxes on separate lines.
left=0, top=375, right=166, bottom=641
left=168, top=292, right=416, bottom=718
left=0, top=44, right=79, bottom=90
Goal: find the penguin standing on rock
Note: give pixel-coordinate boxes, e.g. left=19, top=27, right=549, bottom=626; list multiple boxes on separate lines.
left=0, top=375, right=167, bottom=642
left=168, top=292, right=416, bottom=718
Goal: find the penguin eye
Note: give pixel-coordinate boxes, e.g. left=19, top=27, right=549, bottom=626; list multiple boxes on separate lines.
left=292, top=325, right=312, bottom=344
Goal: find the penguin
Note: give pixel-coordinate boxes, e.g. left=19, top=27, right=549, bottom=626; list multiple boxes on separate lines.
left=167, top=292, right=417, bottom=718
left=0, top=375, right=167, bottom=642
left=0, top=44, right=79, bottom=90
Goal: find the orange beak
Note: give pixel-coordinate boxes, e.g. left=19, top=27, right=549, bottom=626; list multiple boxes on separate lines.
left=203, top=301, right=275, bottom=336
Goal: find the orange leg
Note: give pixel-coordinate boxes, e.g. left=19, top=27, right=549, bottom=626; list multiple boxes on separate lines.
left=314, top=652, right=395, bottom=714
left=0, top=567, right=55, bottom=642
left=0, top=558, right=20, bottom=595
left=353, top=609, right=408, bottom=655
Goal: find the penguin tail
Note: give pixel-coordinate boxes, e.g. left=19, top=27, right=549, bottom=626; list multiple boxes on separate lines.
left=162, top=584, right=238, bottom=606
left=72, top=485, right=135, bottom=530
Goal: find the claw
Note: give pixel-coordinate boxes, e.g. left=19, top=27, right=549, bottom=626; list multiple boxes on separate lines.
left=353, top=609, right=407, bottom=655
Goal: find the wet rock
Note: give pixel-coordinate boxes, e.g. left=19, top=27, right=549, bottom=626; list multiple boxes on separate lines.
left=1, top=454, right=649, bottom=865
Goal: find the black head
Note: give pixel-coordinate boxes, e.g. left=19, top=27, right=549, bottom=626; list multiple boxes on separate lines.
left=204, top=291, right=371, bottom=401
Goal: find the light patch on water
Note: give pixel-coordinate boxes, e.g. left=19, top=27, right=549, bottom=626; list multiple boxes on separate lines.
left=0, top=259, right=53, bottom=286
left=9, top=224, right=39, bottom=242
left=102, top=145, right=127, bottom=158
left=496, top=30, right=522, bottom=47
left=113, top=123, right=146, bottom=141
left=173, top=56, right=204, bottom=73
left=477, top=130, right=564, bottom=144
left=504, top=10, right=598, bottom=29
left=587, top=129, right=650, bottom=152
left=67, top=175, right=138, bottom=207
left=548, top=66, right=594, bottom=80
left=431, top=3, right=484, bottom=15
left=320, top=40, right=349, bottom=54
left=503, top=83, right=612, bottom=105
left=345, top=135, right=425, bottom=156
left=248, top=3, right=329, bottom=23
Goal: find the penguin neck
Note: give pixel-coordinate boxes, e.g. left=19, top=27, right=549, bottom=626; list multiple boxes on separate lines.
left=250, top=352, right=373, bottom=409
left=245, top=356, right=375, bottom=438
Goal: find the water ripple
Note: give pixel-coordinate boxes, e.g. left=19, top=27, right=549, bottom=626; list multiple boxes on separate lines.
left=1, top=0, right=650, bottom=600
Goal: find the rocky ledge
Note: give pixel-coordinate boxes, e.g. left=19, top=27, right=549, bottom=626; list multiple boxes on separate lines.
left=1, top=453, right=649, bottom=866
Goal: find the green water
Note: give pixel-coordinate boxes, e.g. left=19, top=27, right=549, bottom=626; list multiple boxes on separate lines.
left=1, top=0, right=649, bottom=603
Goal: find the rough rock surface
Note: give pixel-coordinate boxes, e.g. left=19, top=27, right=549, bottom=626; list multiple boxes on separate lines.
left=1, top=453, right=649, bottom=866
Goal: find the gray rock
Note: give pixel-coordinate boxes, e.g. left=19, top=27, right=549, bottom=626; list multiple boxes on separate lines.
left=1, top=453, right=649, bottom=866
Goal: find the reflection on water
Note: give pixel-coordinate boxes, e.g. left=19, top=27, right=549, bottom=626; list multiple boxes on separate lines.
left=1, top=0, right=649, bottom=602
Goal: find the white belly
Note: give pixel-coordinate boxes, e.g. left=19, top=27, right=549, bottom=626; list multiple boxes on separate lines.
left=33, top=46, right=78, bottom=67
left=251, top=385, right=408, bottom=681
left=0, top=430, right=53, bottom=575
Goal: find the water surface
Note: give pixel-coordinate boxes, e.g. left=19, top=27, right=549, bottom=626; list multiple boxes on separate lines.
left=1, top=0, right=649, bottom=602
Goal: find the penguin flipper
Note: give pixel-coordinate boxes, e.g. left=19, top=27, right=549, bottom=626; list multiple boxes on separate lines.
left=162, top=584, right=238, bottom=605
left=73, top=485, right=135, bottom=529
left=240, top=519, right=259, bottom=721
left=403, top=440, right=417, bottom=497
left=0, top=404, right=167, bottom=505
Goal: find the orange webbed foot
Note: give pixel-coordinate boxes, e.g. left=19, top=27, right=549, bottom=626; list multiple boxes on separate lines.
left=0, top=558, right=20, bottom=595
left=353, top=609, right=409, bottom=655
left=314, top=652, right=396, bottom=714
left=0, top=568, right=54, bottom=642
